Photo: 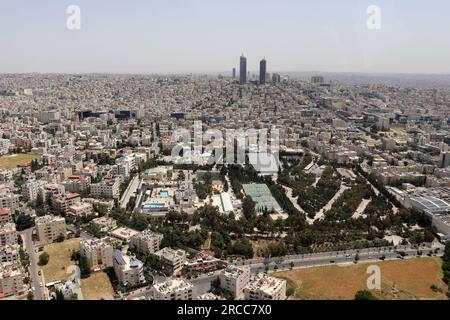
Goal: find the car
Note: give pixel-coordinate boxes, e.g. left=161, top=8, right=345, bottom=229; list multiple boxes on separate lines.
left=345, top=254, right=351, bottom=258
left=207, top=272, right=214, bottom=276
left=329, top=260, right=335, bottom=263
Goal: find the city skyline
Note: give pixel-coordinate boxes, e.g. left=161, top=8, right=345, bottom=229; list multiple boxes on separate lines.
left=1, top=0, right=450, bottom=75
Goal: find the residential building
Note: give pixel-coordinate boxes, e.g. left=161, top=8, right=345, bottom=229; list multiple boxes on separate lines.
left=152, top=278, right=195, bottom=300
left=154, top=247, right=186, bottom=275
left=219, top=265, right=251, bottom=299
left=130, top=229, right=163, bottom=255
left=0, top=262, right=27, bottom=298
left=112, top=251, right=145, bottom=286
left=0, top=245, right=20, bottom=266
left=0, top=209, right=13, bottom=226
left=67, top=202, right=94, bottom=218
left=243, top=273, right=287, bottom=300
left=80, top=238, right=114, bottom=270
left=91, top=178, right=120, bottom=199
left=35, top=215, right=67, bottom=244
left=0, top=223, right=17, bottom=246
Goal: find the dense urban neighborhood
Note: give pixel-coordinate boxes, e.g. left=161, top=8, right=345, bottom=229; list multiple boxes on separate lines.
left=1, top=68, right=450, bottom=301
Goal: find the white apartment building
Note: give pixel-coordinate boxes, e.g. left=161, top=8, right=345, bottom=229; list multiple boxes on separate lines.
left=67, top=202, right=94, bottom=217
left=0, top=223, right=18, bottom=246
left=130, top=229, right=163, bottom=255
left=152, top=278, right=195, bottom=300
left=0, top=245, right=20, bottom=266
left=112, top=251, right=145, bottom=286
left=243, top=273, right=287, bottom=300
left=0, top=139, right=10, bottom=155
left=80, top=238, right=113, bottom=270
left=219, top=265, right=251, bottom=299
left=0, top=209, right=13, bottom=226
left=90, top=178, right=120, bottom=199
left=35, top=215, right=67, bottom=245
left=21, top=180, right=45, bottom=202
left=0, top=193, right=20, bottom=211
left=91, top=216, right=117, bottom=232
left=154, top=247, right=186, bottom=275
left=0, top=262, right=27, bottom=298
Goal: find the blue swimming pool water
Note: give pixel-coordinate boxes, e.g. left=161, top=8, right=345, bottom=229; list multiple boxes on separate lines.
left=159, top=190, right=169, bottom=198
left=143, top=203, right=165, bottom=208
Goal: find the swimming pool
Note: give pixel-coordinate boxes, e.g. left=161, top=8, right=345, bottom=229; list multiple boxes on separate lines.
left=143, top=203, right=165, bottom=208
left=159, top=190, right=169, bottom=198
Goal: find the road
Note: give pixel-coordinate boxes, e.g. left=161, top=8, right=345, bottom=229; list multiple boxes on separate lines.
left=123, top=243, right=444, bottom=299
left=21, top=228, right=44, bottom=300
left=238, top=243, right=444, bottom=274
left=120, top=175, right=140, bottom=209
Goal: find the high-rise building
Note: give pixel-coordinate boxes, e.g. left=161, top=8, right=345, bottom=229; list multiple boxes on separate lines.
left=311, top=76, right=324, bottom=84
left=272, top=73, right=281, bottom=84
left=239, top=55, right=247, bottom=85
left=232, top=68, right=236, bottom=79
left=259, top=58, right=267, bottom=84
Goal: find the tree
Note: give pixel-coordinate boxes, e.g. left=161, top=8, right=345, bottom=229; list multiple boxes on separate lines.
left=55, top=289, right=65, bottom=300
left=177, top=171, right=185, bottom=181
left=56, top=234, right=65, bottom=243
left=15, top=214, right=35, bottom=231
left=79, top=256, right=91, bottom=277
left=39, top=252, right=49, bottom=266
left=355, top=290, right=378, bottom=300
left=242, top=196, right=257, bottom=220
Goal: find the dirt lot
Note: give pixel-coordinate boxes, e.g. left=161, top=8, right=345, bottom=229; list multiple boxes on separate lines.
left=0, top=153, right=39, bottom=169
left=40, top=238, right=81, bottom=283
left=81, top=272, right=115, bottom=300
left=274, top=257, right=448, bottom=300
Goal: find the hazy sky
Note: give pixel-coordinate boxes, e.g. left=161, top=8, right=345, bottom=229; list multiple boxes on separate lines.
left=1, top=0, right=450, bottom=74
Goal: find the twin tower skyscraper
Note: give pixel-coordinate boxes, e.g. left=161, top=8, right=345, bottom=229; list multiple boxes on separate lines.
left=235, top=55, right=267, bottom=85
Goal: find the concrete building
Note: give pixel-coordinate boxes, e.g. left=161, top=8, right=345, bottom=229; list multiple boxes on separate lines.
left=219, top=265, right=251, bottom=299
left=91, top=216, right=117, bottom=233
left=440, top=152, right=450, bottom=168
left=130, top=229, right=163, bottom=255
left=52, top=193, right=81, bottom=214
left=35, top=215, right=67, bottom=244
left=152, top=278, right=195, bottom=300
left=0, top=209, right=13, bottom=227
left=0, top=223, right=18, bottom=246
left=0, top=245, right=20, bottom=266
left=243, top=273, right=287, bottom=300
left=80, top=238, right=114, bottom=270
left=91, top=178, right=120, bottom=199
left=67, top=202, right=94, bottom=218
left=21, top=180, right=45, bottom=202
left=112, top=251, right=145, bottom=286
left=0, top=262, right=27, bottom=298
left=0, top=193, right=20, bottom=211
left=154, top=247, right=186, bottom=275
left=109, top=227, right=139, bottom=242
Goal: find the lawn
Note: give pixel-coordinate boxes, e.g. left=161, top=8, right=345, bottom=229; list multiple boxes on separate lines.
left=273, top=257, right=448, bottom=300
left=40, top=238, right=81, bottom=283
left=0, top=153, right=39, bottom=169
left=81, top=272, right=115, bottom=300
